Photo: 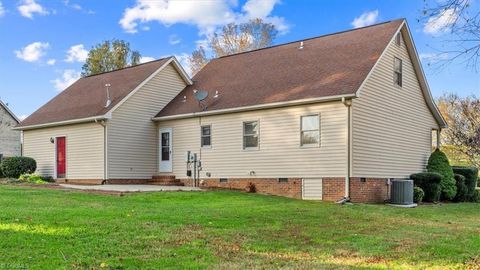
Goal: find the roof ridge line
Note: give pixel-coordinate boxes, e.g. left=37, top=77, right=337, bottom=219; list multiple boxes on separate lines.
left=215, top=18, right=405, bottom=61
left=83, top=56, right=172, bottom=78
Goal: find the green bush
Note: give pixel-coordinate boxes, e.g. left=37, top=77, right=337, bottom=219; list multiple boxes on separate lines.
left=427, top=149, right=456, bottom=201
left=0, top=157, right=37, bottom=178
left=413, top=186, right=425, bottom=203
left=410, top=172, right=442, bottom=202
left=453, top=174, right=469, bottom=202
left=452, top=166, right=478, bottom=201
left=41, top=176, right=54, bottom=183
left=471, top=189, right=480, bottom=203
left=18, top=174, right=47, bottom=184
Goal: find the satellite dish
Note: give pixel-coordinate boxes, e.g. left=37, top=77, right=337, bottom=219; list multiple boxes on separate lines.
left=194, top=89, right=208, bottom=102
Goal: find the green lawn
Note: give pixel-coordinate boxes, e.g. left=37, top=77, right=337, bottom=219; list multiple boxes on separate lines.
left=0, top=185, right=479, bottom=270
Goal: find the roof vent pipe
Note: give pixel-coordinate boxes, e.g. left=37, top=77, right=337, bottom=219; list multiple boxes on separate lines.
left=299, top=41, right=304, bottom=50
left=104, top=83, right=112, bottom=108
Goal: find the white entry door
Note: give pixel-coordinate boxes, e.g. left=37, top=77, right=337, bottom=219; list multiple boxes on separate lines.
left=159, top=128, right=173, bottom=172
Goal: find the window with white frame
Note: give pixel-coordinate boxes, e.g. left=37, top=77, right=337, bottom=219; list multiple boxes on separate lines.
left=394, top=57, right=402, bottom=87
left=301, top=115, right=320, bottom=146
left=243, top=121, right=259, bottom=149
left=201, top=125, right=211, bottom=147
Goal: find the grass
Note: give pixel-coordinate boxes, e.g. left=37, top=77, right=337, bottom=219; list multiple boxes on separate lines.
left=0, top=185, right=479, bottom=269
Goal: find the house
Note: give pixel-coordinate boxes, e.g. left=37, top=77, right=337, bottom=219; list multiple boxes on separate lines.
left=0, top=100, right=21, bottom=159
left=16, top=19, right=446, bottom=203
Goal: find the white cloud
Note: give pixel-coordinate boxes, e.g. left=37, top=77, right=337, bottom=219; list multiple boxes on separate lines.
left=351, top=10, right=379, bottom=28
left=119, top=0, right=288, bottom=35
left=18, top=0, right=48, bottom=19
left=0, top=1, right=5, bottom=17
left=419, top=52, right=449, bottom=63
left=65, top=44, right=88, bottom=63
left=241, top=0, right=288, bottom=33
left=14, top=42, right=49, bottom=62
left=62, top=0, right=94, bottom=14
left=46, top=59, right=56, bottom=65
left=51, top=69, right=80, bottom=91
left=423, top=8, right=458, bottom=35
left=18, top=114, right=28, bottom=121
left=168, top=34, right=181, bottom=45
left=139, top=56, right=155, bottom=63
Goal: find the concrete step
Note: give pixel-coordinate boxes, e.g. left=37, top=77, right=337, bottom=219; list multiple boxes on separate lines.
left=149, top=175, right=184, bottom=186
left=152, top=175, right=176, bottom=180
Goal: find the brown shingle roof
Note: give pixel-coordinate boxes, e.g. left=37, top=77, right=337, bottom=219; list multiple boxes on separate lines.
left=156, top=19, right=404, bottom=118
left=17, top=57, right=171, bottom=128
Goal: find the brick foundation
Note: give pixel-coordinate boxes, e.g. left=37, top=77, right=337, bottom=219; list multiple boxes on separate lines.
left=322, top=177, right=346, bottom=202
left=349, top=178, right=390, bottom=203
left=55, top=176, right=390, bottom=203
left=179, top=178, right=302, bottom=199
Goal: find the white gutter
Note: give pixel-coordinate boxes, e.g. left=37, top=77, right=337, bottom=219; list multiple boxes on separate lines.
left=14, top=114, right=111, bottom=131
left=153, top=93, right=357, bottom=121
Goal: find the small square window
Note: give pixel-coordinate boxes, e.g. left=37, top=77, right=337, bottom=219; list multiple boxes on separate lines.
left=243, top=121, right=259, bottom=149
left=201, top=125, right=211, bottom=147
left=219, top=178, right=228, bottom=183
left=301, top=115, right=320, bottom=146
left=393, top=57, right=402, bottom=87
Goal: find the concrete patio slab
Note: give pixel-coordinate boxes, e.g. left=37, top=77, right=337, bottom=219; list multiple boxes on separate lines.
left=59, top=184, right=202, bottom=193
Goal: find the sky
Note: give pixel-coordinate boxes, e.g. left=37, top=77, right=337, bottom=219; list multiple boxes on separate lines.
left=0, top=0, right=479, bottom=120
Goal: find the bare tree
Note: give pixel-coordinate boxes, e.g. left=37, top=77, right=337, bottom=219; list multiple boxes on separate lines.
left=188, top=46, right=209, bottom=77
left=421, top=0, right=480, bottom=71
left=188, top=18, right=278, bottom=75
left=438, top=93, right=480, bottom=168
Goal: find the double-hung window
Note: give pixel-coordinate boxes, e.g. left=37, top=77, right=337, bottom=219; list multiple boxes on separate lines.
left=301, top=115, right=320, bottom=146
left=201, top=125, right=211, bottom=147
left=394, top=57, right=402, bottom=87
left=243, top=121, right=259, bottom=149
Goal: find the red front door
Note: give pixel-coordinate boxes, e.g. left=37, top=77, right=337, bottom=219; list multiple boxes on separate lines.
left=56, top=137, right=66, bottom=178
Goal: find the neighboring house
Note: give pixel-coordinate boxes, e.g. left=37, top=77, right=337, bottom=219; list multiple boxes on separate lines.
left=16, top=19, right=447, bottom=203
left=0, top=100, right=21, bottom=159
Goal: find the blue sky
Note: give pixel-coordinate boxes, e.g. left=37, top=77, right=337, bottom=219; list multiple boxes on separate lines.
left=0, top=0, right=478, bottom=120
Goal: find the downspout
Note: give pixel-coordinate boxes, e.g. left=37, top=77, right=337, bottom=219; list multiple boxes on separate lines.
left=437, top=129, right=441, bottom=149
left=341, top=97, right=353, bottom=201
left=95, top=119, right=107, bottom=182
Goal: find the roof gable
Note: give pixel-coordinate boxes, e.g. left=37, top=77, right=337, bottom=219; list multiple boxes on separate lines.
left=398, top=22, right=447, bottom=128
left=156, top=19, right=404, bottom=118
left=0, top=100, right=20, bottom=123
left=17, top=57, right=192, bottom=130
left=357, top=21, right=446, bottom=128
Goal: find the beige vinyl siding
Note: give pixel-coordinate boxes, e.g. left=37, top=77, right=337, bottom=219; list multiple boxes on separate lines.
left=23, top=122, right=104, bottom=179
left=159, top=102, right=348, bottom=179
left=352, top=29, right=439, bottom=178
left=107, top=63, right=187, bottom=179
left=302, top=178, right=323, bottom=200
